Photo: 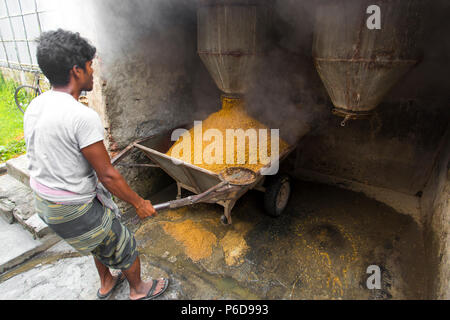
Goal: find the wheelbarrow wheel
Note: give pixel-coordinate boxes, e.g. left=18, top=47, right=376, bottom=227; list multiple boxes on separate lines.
left=264, top=174, right=291, bottom=217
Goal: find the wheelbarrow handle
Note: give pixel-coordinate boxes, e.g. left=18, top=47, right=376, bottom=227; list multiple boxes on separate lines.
left=153, top=202, right=171, bottom=211
left=153, top=180, right=229, bottom=212
left=131, top=181, right=230, bottom=224
left=153, top=196, right=194, bottom=212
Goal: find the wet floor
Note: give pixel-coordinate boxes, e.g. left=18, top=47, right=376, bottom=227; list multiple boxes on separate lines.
left=0, top=179, right=428, bottom=300
left=132, top=179, right=428, bottom=300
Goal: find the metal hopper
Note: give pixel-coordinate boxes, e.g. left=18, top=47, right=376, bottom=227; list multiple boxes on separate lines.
left=197, top=0, right=270, bottom=95
left=313, top=0, right=422, bottom=124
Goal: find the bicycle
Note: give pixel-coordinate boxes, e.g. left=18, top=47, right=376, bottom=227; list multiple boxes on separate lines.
left=14, top=72, right=43, bottom=114
left=14, top=72, right=90, bottom=114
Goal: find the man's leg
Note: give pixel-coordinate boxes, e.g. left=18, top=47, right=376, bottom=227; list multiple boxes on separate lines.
left=94, top=257, right=122, bottom=296
left=122, top=255, right=167, bottom=300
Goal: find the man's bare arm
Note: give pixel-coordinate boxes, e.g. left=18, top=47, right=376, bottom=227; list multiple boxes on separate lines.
left=81, top=141, right=156, bottom=219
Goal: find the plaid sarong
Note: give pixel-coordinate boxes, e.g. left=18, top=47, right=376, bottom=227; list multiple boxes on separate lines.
left=91, top=217, right=138, bottom=270
left=35, top=195, right=138, bottom=269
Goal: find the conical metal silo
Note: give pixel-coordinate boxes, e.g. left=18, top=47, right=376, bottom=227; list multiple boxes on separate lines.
left=313, top=0, right=422, bottom=122
left=198, top=0, right=270, bottom=96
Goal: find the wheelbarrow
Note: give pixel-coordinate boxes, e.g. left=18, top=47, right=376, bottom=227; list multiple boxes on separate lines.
left=112, top=128, right=296, bottom=225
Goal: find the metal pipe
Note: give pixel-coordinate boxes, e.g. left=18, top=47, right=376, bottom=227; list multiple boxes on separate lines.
left=0, top=11, right=45, bottom=20
left=0, top=39, right=33, bottom=42
left=33, top=0, right=42, bottom=34
left=0, top=60, right=39, bottom=72
left=115, top=163, right=159, bottom=168
left=0, top=0, right=45, bottom=71
left=0, top=25, right=11, bottom=69
left=17, top=0, right=34, bottom=68
left=4, top=0, right=24, bottom=71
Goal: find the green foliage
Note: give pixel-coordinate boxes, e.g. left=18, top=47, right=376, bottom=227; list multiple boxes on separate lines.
left=0, top=73, right=27, bottom=163
left=0, top=139, right=27, bottom=163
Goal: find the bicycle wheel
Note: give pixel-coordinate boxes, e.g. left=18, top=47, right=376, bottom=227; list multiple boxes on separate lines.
left=14, top=85, right=41, bottom=114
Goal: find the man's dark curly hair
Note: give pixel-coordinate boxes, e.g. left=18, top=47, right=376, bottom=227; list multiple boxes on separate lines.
left=37, top=29, right=97, bottom=86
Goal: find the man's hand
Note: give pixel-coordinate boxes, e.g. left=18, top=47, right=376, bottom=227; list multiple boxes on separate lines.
left=135, top=199, right=157, bottom=220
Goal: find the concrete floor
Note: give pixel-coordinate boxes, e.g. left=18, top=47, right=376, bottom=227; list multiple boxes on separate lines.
left=133, top=180, right=427, bottom=300
left=0, top=179, right=428, bottom=300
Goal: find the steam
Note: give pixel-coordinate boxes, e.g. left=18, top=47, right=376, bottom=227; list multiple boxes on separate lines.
left=47, top=0, right=447, bottom=147
left=245, top=0, right=330, bottom=145
left=51, top=0, right=218, bottom=144
left=47, top=0, right=332, bottom=147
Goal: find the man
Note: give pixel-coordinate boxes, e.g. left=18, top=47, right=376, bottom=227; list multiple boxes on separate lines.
left=24, top=29, right=169, bottom=300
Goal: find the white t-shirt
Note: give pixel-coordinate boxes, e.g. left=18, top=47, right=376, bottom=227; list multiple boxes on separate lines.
left=24, top=90, right=104, bottom=196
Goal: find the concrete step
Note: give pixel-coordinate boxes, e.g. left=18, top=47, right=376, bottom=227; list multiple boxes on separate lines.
left=0, top=198, right=15, bottom=224
left=2, top=155, right=55, bottom=239
left=0, top=163, right=61, bottom=274
left=0, top=172, right=53, bottom=240
left=6, top=155, right=30, bottom=188
left=14, top=211, right=54, bottom=239
left=0, top=215, right=60, bottom=274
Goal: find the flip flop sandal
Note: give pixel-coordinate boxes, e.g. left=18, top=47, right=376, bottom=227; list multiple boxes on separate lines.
left=97, top=272, right=126, bottom=300
left=136, top=278, right=170, bottom=301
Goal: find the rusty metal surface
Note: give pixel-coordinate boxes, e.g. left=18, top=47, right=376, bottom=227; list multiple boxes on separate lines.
left=197, top=0, right=270, bottom=94
left=312, top=0, right=422, bottom=116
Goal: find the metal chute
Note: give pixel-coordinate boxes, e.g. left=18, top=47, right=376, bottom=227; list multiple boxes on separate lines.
left=313, top=0, right=422, bottom=124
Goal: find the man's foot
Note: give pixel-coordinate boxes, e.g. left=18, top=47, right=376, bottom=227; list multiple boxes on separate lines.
left=97, top=272, right=126, bottom=300
left=130, top=278, right=169, bottom=300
